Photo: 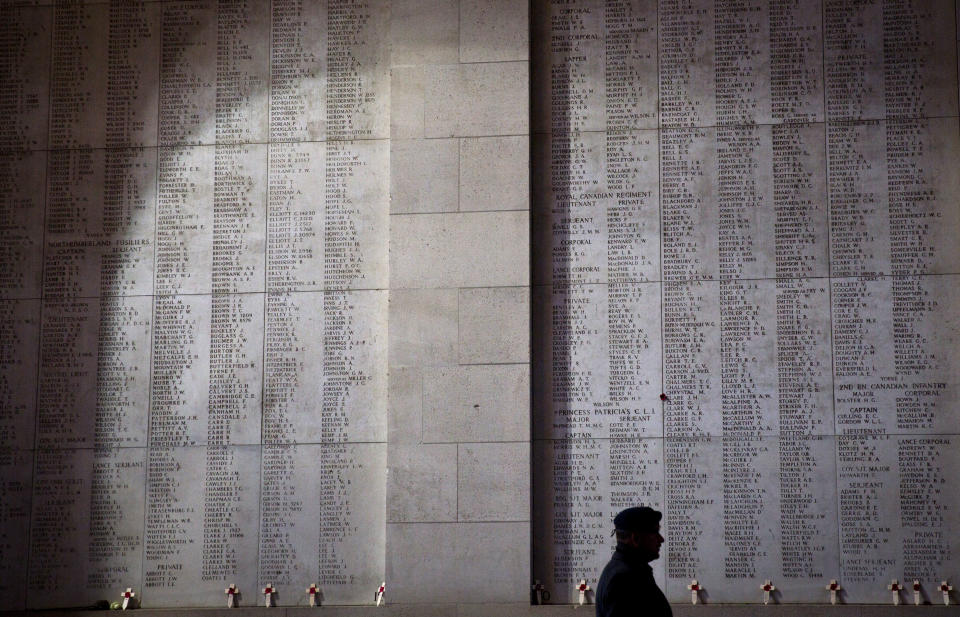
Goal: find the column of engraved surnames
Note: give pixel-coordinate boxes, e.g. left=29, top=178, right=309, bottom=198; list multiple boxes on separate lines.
left=532, top=0, right=663, bottom=603
left=258, top=0, right=388, bottom=605
left=825, top=0, right=960, bottom=601
left=534, top=0, right=960, bottom=605
left=21, top=2, right=158, bottom=610
left=0, top=1, right=393, bottom=609
left=0, top=3, right=48, bottom=608
left=143, top=2, right=260, bottom=605
left=658, top=0, right=839, bottom=602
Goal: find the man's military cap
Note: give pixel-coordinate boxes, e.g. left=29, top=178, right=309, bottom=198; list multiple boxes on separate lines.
left=613, top=506, right=661, bottom=533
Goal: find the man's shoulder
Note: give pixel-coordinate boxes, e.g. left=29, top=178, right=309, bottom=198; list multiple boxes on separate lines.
left=598, top=553, right=651, bottom=588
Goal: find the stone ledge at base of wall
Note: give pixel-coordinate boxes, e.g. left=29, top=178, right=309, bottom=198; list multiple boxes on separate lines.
left=5, top=604, right=960, bottom=617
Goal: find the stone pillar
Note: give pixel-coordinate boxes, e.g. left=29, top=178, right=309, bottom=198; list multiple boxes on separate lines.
left=386, top=0, right=531, bottom=603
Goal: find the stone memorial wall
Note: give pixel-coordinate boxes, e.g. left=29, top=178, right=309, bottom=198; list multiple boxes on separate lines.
left=532, top=0, right=960, bottom=605
left=1, top=0, right=389, bottom=609
left=1, top=0, right=959, bottom=611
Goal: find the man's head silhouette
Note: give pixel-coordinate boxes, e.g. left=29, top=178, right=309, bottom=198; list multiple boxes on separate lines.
left=613, top=506, right=664, bottom=562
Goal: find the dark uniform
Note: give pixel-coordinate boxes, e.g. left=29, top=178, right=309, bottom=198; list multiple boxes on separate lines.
left=595, top=546, right=672, bottom=617
left=595, top=506, right=671, bottom=617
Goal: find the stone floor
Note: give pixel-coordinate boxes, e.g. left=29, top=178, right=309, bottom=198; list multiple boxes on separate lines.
left=8, top=604, right=960, bottom=617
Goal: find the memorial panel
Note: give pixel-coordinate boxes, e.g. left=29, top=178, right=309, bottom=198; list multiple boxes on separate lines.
left=142, top=444, right=260, bottom=607
left=259, top=443, right=387, bottom=606
left=0, top=151, right=46, bottom=300
left=43, top=146, right=157, bottom=299
left=27, top=446, right=147, bottom=609
left=2, top=0, right=391, bottom=609
left=0, top=299, right=39, bottom=447
left=1, top=0, right=958, bottom=609
left=534, top=0, right=960, bottom=605
left=533, top=436, right=666, bottom=604
left=0, top=5, right=50, bottom=152
left=0, top=448, right=32, bottom=608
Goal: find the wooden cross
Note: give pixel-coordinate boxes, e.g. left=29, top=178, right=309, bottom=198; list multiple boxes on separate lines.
left=888, top=579, right=903, bottom=605
left=531, top=580, right=546, bottom=605
left=912, top=580, right=922, bottom=606
left=307, top=583, right=320, bottom=607
left=940, top=581, right=953, bottom=606
left=825, top=579, right=841, bottom=605
left=761, top=580, right=775, bottom=605
left=263, top=583, right=275, bottom=607
left=225, top=584, right=239, bottom=608
left=576, top=579, right=591, bottom=605
left=375, top=582, right=385, bottom=606
left=687, top=579, right=701, bottom=605
left=121, top=588, right=135, bottom=611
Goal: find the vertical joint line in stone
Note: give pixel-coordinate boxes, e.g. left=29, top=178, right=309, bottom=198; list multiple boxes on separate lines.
left=25, top=4, right=59, bottom=598
left=456, top=443, right=460, bottom=521
left=139, top=1, right=170, bottom=601
left=654, top=4, right=669, bottom=580
left=255, top=0, right=277, bottom=586
left=419, top=368, right=425, bottom=444
left=819, top=0, right=844, bottom=582
left=956, top=6, right=960, bottom=119
left=456, top=287, right=462, bottom=363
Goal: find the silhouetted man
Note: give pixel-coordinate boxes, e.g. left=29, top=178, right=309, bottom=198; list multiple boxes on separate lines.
left=595, top=506, right=671, bottom=617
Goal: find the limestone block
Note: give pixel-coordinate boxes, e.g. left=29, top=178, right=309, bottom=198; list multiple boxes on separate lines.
left=324, top=1, right=391, bottom=141
left=391, top=0, right=459, bottom=66
left=386, top=523, right=455, bottom=603
left=265, top=142, right=327, bottom=292
left=258, top=443, right=387, bottom=606
left=28, top=447, right=146, bottom=609
left=458, top=287, right=530, bottom=364
left=833, top=276, right=960, bottom=435
left=838, top=435, right=960, bottom=603
left=888, top=116, right=960, bottom=275
left=263, top=290, right=388, bottom=445
left=317, top=140, right=391, bottom=289
left=268, top=0, right=327, bottom=142
left=0, top=151, right=46, bottom=300
left=459, top=0, right=529, bottom=63
left=530, top=130, right=661, bottom=286
left=207, top=1, right=271, bottom=146
left=531, top=0, right=659, bottom=133
left=0, top=449, right=32, bottom=609
left=139, top=446, right=260, bottom=607
left=36, top=297, right=152, bottom=449
left=457, top=442, right=529, bottom=522
left=386, top=522, right=529, bottom=603
left=531, top=282, right=664, bottom=440
left=422, top=365, right=529, bottom=443
left=388, top=288, right=459, bottom=368
left=0, top=6, right=50, bottom=151
left=0, top=301, right=39, bottom=448
left=388, top=367, right=423, bottom=445
left=824, top=0, right=958, bottom=121
left=531, top=437, right=666, bottom=604
left=390, top=211, right=529, bottom=289
left=459, top=136, right=529, bottom=212
left=387, top=444, right=458, bottom=523
left=48, top=3, right=110, bottom=150
left=42, top=147, right=157, bottom=298
left=155, top=145, right=215, bottom=296
left=156, top=2, right=217, bottom=146
left=391, top=65, right=425, bottom=139
left=424, top=63, right=528, bottom=138
left=391, top=138, right=459, bottom=214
